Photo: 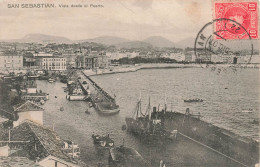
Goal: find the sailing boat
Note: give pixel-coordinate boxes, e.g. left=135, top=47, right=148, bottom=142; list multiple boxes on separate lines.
left=125, top=97, right=173, bottom=142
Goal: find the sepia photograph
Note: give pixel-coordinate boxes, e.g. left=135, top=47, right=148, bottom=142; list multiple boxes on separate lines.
left=0, top=0, right=259, bottom=166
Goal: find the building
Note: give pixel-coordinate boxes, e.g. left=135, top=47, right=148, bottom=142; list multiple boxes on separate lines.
left=195, top=53, right=211, bottom=63
left=222, top=55, right=235, bottom=64
left=185, top=51, right=196, bottom=62
left=0, top=51, right=23, bottom=70
left=33, top=52, right=53, bottom=57
left=23, top=52, right=37, bottom=68
left=211, top=54, right=223, bottom=63
left=169, top=52, right=186, bottom=62
left=12, top=101, right=44, bottom=127
left=38, top=56, right=67, bottom=71
left=8, top=120, right=81, bottom=167
left=76, top=54, right=110, bottom=69
left=20, top=80, right=48, bottom=101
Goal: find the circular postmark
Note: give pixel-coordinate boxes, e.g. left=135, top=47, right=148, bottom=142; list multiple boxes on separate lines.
left=194, top=18, right=253, bottom=65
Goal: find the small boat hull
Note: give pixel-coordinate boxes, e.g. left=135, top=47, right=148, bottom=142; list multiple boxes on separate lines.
left=108, top=146, right=149, bottom=167
left=67, top=95, right=87, bottom=101
left=95, top=103, right=120, bottom=116
left=92, top=134, right=114, bottom=148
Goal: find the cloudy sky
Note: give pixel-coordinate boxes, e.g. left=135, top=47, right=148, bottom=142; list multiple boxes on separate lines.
left=0, top=0, right=213, bottom=42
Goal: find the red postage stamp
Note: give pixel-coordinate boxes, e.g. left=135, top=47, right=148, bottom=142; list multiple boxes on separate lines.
left=214, top=1, right=258, bottom=39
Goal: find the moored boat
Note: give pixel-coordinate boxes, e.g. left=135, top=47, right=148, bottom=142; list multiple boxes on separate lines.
left=125, top=97, right=176, bottom=142
left=241, top=109, right=253, bottom=113
left=108, top=145, right=149, bottom=167
left=95, top=102, right=120, bottom=116
left=92, top=134, right=114, bottom=148
left=48, top=78, right=55, bottom=83
left=85, top=109, right=90, bottom=114
left=184, top=98, right=203, bottom=103
left=152, top=107, right=259, bottom=167
left=61, top=140, right=80, bottom=158
left=40, top=99, right=45, bottom=105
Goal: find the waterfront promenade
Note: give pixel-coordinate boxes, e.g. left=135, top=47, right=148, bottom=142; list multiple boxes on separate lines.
left=83, top=63, right=260, bottom=76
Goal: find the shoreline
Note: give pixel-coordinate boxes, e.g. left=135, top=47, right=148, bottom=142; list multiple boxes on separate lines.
left=83, top=63, right=260, bottom=76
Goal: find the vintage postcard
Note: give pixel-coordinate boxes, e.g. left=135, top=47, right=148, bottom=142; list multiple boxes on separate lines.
left=0, top=0, right=259, bottom=167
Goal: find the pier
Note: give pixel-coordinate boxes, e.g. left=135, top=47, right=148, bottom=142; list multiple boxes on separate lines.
left=80, top=71, right=119, bottom=115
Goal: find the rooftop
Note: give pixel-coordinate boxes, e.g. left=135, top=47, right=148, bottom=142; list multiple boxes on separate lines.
left=0, top=156, right=43, bottom=167
left=13, top=101, right=44, bottom=113
left=9, top=120, right=78, bottom=165
left=0, top=116, right=9, bottom=123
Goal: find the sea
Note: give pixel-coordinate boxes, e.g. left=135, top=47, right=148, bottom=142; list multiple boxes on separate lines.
left=37, top=67, right=259, bottom=167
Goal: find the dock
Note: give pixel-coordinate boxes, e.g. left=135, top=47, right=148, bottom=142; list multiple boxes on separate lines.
left=80, top=71, right=119, bottom=115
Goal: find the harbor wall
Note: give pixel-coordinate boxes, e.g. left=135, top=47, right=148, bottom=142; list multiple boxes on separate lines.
left=83, top=63, right=260, bottom=76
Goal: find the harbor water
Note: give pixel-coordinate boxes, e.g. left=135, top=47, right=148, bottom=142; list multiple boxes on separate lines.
left=37, top=67, right=259, bottom=167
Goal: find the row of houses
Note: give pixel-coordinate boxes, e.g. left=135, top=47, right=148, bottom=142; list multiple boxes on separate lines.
left=1, top=50, right=259, bottom=72
left=162, top=51, right=260, bottom=64
left=0, top=51, right=67, bottom=71
left=0, top=50, right=111, bottom=71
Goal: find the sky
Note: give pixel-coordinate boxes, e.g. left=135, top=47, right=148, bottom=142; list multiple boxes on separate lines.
left=0, top=0, right=214, bottom=42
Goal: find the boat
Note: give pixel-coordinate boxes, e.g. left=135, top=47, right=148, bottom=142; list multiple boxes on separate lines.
left=94, top=102, right=120, bottom=116
left=66, top=82, right=87, bottom=101
left=40, top=99, right=45, bottom=105
left=60, top=75, right=68, bottom=83
left=62, top=140, right=80, bottom=158
left=184, top=98, right=203, bottom=102
left=85, top=109, right=90, bottom=114
left=125, top=97, right=175, bottom=142
left=242, top=109, right=253, bottom=113
left=92, top=134, right=114, bottom=148
left=252, top=119, right=259, bottom=125
left=151, top=107, right=259, bottom=167
left=48, top=78, right=55, bottom=83
left=108, top=145, right=149, bottom=167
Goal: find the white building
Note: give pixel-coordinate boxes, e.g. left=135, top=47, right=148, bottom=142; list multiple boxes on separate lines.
left=39, top=57, right=67, bottom=71
left=13, top=101, right=44, bottom=127
left=33, top=52, right=53, bottom=57
left=169, top=53, right=186, bottom=62
left=108, top=52, right=128, bottom=60
left=211, top=54, right=223, bottom=63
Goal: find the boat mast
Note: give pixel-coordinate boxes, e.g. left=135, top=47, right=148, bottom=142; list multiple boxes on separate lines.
left=148, top=97, right=151, bottom=120
left=136, top=92, right=142, bottom=119
left=139, top=92, right=141, bottom=117
left=164, top=93, right=167, bottom=114
left=147, top=97, right=151, bottom=131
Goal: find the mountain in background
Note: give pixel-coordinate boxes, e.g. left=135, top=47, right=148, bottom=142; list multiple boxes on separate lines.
left=3, top=33, right=257, bottom=51
left=77, top=36, right=130, bottom=46
left=143, top=36, right=175, bottom=48
left=10, top=33, right=73, bottom=43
